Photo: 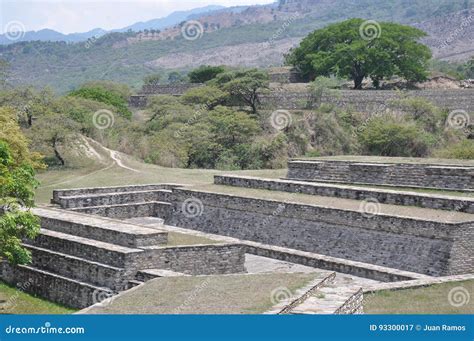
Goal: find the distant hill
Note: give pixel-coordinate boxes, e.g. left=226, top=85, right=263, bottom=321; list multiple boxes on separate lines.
left=1, top=0, right=473, bottom=92
left=0, top=5, right=226, bottom=45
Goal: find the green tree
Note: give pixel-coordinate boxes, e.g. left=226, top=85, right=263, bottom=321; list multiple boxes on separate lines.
left=286, top=19, right=432, bottom=89
left=180, top=86, right=228, bottom=109
left=0, top=107, right=42, bottom=265
left=188, top=65, right=226, bottom=83
left=143, top=74, right=161, bottom=86
left=211, top=69, right=269, bottom=115
left=69, top=85, right=132, bottom=119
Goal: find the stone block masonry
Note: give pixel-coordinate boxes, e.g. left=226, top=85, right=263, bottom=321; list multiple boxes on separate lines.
left=140, top=244, right=246, bottom=275
left=214, top=175, right=474, bottom=213
left=287, top=160, right=474, bottom=191
left=130, top=88, right=474, bottom=112
left=168, top=188, right=474, bottom=276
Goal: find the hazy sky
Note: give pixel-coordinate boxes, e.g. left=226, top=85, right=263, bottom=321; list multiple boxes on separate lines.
left=0, top=0, right=276, bottom=34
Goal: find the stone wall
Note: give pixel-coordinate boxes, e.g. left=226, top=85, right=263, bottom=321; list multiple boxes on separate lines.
left=214, top=175, right=474, bottom=213
left=140, top=83, right=203, bottom=95
left=287, top=160, right=474, bottom=191
left=0, top=262, right=112, bottom=309
left=167, top=189, right=474, bottom=276
left=141, top=244, right=246, bottom=275
left=52, top=184, right=179, bottom=204
left=260, top=89, right=474, bottom=112
left=130, top=88, right=474, bottom=112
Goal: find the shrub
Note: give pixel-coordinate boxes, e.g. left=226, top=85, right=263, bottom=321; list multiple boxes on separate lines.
left=358, top=115, right=434, bottom=157
left=188, top=65, right=226, bottom=83
left=434, top=140, right=474, bottom=159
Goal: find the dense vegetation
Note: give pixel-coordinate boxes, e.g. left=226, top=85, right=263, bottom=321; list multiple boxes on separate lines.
left=0, top=108, right=42, bottom=265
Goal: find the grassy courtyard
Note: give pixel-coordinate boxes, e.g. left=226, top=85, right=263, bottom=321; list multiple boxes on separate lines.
left=0, top=281, right=76, bottom=314
left=364, top=280, right=474, bottom=314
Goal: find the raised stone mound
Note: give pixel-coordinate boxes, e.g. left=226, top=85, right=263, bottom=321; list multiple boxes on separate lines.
left=287, top=157, right=474, bottom=191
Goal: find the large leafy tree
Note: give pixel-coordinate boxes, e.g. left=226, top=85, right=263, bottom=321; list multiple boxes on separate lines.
left=211, top=69, right=269, bottom=115
left=286, top=18, right=432, bottom=89
left=0, top=107, right=43, bottom=265
left=188, top=65, right=226, bottom=83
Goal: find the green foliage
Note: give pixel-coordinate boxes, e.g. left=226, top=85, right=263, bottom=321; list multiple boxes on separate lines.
left=211, top=69, right=269, bottom=114
left=434, top=140, right=474, bottom=159
left=286, top=18, right=432, bottom=88
left=167, top=71, right=187, bottom=84
left=358, top=115, right=434, bottom=157
left=69, top=85, right=132, bottom=119
left=0, top=118, right=40, bottom=265
left=143, top=74, right=161, bottom=86
left=180, top=86, right=228, bottom=109
left=188, top=65, right=226, bottom=83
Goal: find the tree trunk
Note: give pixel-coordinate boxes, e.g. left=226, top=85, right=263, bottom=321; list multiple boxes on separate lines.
left=52, top=139, right=65, bottom=166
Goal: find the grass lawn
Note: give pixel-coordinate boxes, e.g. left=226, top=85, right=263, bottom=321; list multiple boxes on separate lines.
left=0, top=281, right=76, bottom=314
left=364, top=280, right=474, bottom=314
left=83, top=272, right=320, bottom=314
left=35, top=161, right=286, bottom=204
left=166, top=232, right=220, bottom=246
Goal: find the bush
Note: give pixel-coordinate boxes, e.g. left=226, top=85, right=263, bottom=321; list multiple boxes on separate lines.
left=69, top=86, right=132, bottom=119
left=188, top=65, right=226, bottom=83
left=180, top=86, right=228, bottom=109
left=358, top=115, right=434, bottom=157
left=434, top=140, right=474, bottom=159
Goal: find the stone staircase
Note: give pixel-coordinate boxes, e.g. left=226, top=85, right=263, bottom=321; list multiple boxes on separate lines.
left=0, top=208, right=169, bottom=308
left=266, top=272, right=364, bottom=315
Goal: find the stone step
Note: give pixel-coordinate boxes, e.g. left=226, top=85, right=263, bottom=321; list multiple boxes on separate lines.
left=34, top=207, right=167, bottom=248
left=69, top=201, right=171, bottom=220
left=289, top=276, right=363, bottom=315
left=0, top=261, right=114, bottom=309
left=135, top=269, right=188, bottom=282
left=24, top=244, right=128, bottom=291
left=52, top=184, right=180, bottom=204
left=56, top=189, right=171, bottom=209
left=28, top=228, right=143, bottom=268
left=214, top=175, right=474, bottom=213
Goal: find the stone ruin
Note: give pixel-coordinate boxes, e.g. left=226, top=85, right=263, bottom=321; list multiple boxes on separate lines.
left=1, top=157, right=473, bottom=313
